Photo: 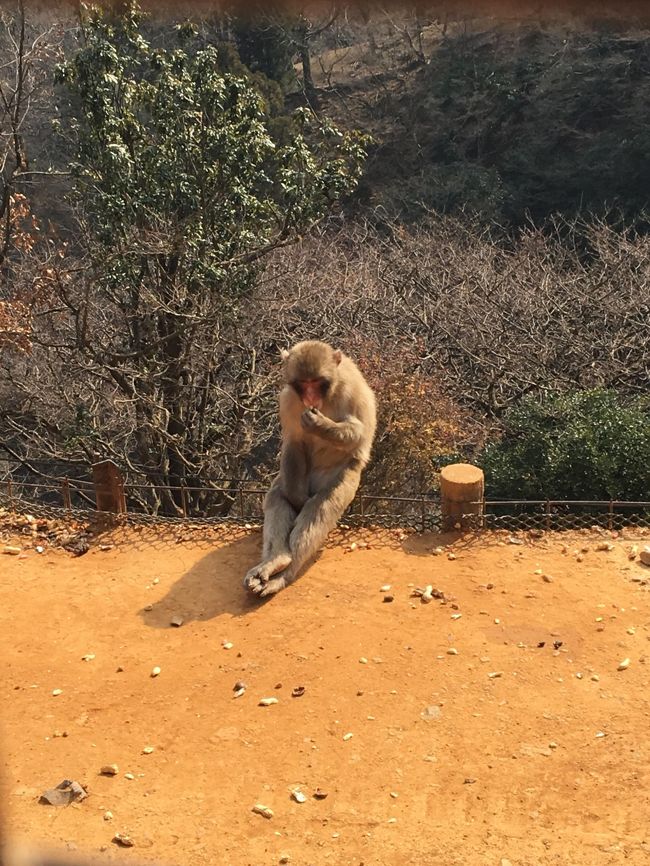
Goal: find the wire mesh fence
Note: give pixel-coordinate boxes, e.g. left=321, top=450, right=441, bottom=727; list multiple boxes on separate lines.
left=1, top=455, right=650, bottom=551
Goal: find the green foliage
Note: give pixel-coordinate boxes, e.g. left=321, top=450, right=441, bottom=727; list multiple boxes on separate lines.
left=48, top=0, right=368, bottom=501
left=232, top=16, right=295, bottom=91
left=55, top=1, right=368, bottom=298
left=482, top=390, right=650, bottom=500
left=375, top=25, right=650, bottom=227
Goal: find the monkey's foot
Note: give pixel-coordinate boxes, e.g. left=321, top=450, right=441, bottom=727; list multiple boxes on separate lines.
left=243, top=555, right=291, bottom=592
left=255, top=575, right=287, bottom=598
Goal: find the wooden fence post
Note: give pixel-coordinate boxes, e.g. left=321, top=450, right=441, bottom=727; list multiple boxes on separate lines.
left=440, top=463, right=484, bottom=531
left=92, top=460, right=126, bottom=515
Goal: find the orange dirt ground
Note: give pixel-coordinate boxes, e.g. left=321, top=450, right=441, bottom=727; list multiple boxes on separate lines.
left=2, top=525, right=650, bottom=866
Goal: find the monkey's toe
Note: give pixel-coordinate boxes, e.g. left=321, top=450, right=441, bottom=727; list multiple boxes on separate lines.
left=258, top=576, right=287, bottom=597
left=243, top=565, right=267, bottom=590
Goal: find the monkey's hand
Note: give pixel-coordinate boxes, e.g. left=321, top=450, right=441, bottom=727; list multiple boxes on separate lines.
left=301, top=410, right=363, bottom=449
left=300, top=407, right=329, bottom=431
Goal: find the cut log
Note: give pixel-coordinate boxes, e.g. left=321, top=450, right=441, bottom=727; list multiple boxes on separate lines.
left=92, top=459, right=126, bottom=515
left=440, top=463, right=484, bottom=530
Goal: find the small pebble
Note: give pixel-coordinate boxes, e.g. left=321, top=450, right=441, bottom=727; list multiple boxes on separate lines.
left=447, top=648, right=458, bottom=655
left=112, top=834, right=134, bottom=848
left=291, top=686, right=306, bottom=698
left=252, top=803, right=274, bottom=819
left=100, top=764, right=119, bottom=776
left=170, top=616, right=184, bottom=628
left=591, top=674, right=600, bottom=682
left=451, top=613, right=462, bottom=620
left=103, top=811, right=113, bottom=821
left=81, top=653, right=95, bottom=661
left=52, top=689, right=62, bottom=697
left=291, top=789, right=307, bottom=803
left=124, top=773, right=135, bottom=780
left=222, top=641, right=234, bottom=650
left=542, top=574, right=553, bottom=583
left=259, top=697, right=279, bottom=706
left=383, top=595, right=394, bottom=603
left=313, top=788, right=328, bottom=800
left=143, top=604, right=153, bottom=612
left=380, top=585, right=392, bottom=592
left=488, top=672, right=503, bottom=679
left=152, top=577, right=160, bottom=585
left=447, top=553, right=457, bottom=561
left=617, top=658, right=630, bottom=671
left=359, top=657, right=368, bottom=664
left=151, top=667, right=161, bottom=677
left=343, top=732, right=353, bottom=741
left=142, top=746, right=154, bottom=754
left=390, top=791, right=398, bottom=798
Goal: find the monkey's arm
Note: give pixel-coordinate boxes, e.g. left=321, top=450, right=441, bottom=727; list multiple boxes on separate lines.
left=279, top=439, right=309, bottom=509
left=300, top=409, right=364, bottom=449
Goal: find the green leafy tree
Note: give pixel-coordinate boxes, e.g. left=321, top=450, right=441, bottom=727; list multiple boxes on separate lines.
left=45, top=1, right=367, bottom=513
left=482, top=389, right=650, bottom=501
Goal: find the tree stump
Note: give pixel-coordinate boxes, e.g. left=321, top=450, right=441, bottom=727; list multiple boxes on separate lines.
left=92, top=460, right=126, bottom=516
left=440, top=463, right=484, bottom=530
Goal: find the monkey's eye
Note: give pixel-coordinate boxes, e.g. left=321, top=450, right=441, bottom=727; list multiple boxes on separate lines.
left=290, top=380, right=303, bottom=395
left=320, top=378, right=331, bottom=393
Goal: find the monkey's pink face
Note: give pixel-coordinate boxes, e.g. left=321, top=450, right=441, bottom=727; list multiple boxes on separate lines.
left=292, top=377, right=330, bottom=410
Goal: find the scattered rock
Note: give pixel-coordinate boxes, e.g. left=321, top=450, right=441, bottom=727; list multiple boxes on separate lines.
left=488, top=672, right=503, bottom=679
left=313, top=788, right=328, bottom=800
left=343, top=732, right=354, bottom=741
left=52, top=689, right=62, bottom=697
left=291, top=686, right=305, bottom=698
left=170, top=615, right=184, bottom=628
left=421, top=705, right=442, bottom=721
left=542, top=574, right=553, bottom=583
left=259, top=697, right=279, bottom=707
left=252, top=803, right=274, bottom=819
left=100, top=764, right=119, bottom=777
left=222, top=641, right=234, bottom=650
left=142, top=746, right=154, bottom=754
left=81, top=653, right=95, bottom=662
left=595, top=541, right=614, bottom=552
left=380, top=585, right=392, bottom=592
left=39, top=780, right=87, bottom=807
left=291, top=789, right=307, bottom=803
left=3, top=546, right=21, bottom=555
left=383, top=595, right=394, bottom=603
left=112, top=834, right=134, bottom=848
left=640, top=548, right=650, bottom=567
left=447, top=648, right=458, bottom=655
left=464, top=777, right=477, bottom=784
left=617, top=658, right=630, bottom=671
left=150, top=667, right=161, bottom=677
left=103, top=811, right=113, bottom=821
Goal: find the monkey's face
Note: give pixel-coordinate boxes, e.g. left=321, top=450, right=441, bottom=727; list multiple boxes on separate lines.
left=291, top=376, right=331, bottom=410
left=283, top=341, right=342, bottom=410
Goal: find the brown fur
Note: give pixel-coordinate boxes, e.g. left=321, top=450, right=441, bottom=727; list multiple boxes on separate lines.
left=244, top=340, right=376, bottom=597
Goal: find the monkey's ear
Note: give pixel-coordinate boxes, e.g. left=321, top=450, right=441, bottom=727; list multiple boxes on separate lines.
left=333, top=349, right=342, bottom=365
left=280, top=348, right=290, bottom=360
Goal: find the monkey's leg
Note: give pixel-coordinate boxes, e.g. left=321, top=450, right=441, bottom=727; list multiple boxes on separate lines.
left=243, top=482, right=296, bottom=592
left=255, top=469, right=360, bottom=598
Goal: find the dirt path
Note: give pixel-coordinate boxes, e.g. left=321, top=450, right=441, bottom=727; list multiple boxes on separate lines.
left=2, top=526, right=650, bottom=866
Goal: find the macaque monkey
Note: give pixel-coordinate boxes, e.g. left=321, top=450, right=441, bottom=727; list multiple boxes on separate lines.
left=244, top=340, right=376, bottom=598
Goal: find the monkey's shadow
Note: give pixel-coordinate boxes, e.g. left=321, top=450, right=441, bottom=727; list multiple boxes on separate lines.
left=138, top=535, right=267, bottom=628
